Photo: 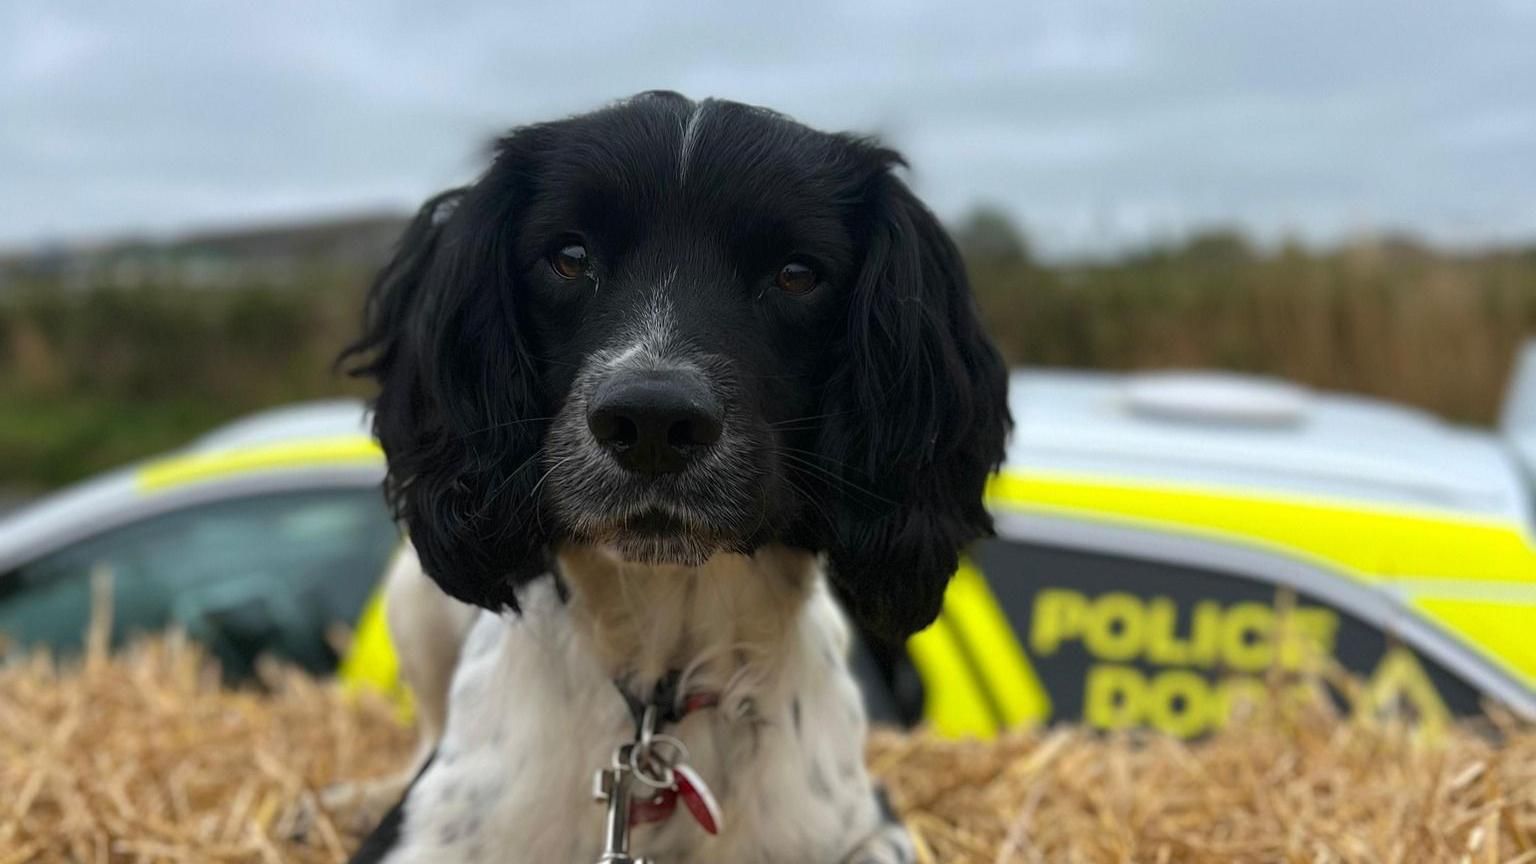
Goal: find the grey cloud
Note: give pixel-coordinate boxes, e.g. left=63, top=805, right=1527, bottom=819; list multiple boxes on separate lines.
left=1, top=0, right=1533, bottom=257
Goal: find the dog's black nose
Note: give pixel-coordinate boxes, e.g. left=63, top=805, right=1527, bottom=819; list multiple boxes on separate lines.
left=587, top=370, right=724, bottom=475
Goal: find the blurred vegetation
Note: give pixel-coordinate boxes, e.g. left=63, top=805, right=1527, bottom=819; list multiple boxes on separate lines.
left=0, top=275, right=371, bottom=488
left=959, top=207, right=1536, bottom=426
left=2, top=211, right=1535, bottom=490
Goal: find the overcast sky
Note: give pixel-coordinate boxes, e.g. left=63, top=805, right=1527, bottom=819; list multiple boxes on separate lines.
left=2, top=0, right=1534, bottom=258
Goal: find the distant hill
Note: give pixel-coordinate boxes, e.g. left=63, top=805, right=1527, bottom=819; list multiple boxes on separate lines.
left=0, top=212, right=410, bottom=292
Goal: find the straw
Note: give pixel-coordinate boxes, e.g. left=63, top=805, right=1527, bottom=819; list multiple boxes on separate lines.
left=2, top=629, right=1531, bottom=863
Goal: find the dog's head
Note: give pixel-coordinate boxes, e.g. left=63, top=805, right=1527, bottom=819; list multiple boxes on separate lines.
left=345, top=92, right=1010, bottom=641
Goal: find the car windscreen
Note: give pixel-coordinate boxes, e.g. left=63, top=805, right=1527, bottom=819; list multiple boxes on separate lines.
left=0, top=487, right=400, bottom=676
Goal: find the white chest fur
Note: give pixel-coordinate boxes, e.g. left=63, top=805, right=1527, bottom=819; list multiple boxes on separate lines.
left=383, top=545, right=886, bottom=864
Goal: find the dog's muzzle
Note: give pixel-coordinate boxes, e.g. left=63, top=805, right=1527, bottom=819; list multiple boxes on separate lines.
left=546, top=357, right=761, bottom=565
left=586, top=368, right=724, bottom=476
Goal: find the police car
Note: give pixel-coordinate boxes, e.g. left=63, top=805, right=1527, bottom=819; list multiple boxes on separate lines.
left=4, top=351, right=1535, bottom=736
left=0, top=401, right=398, bottom=677
left=913, top=352, right=1536, bottom=737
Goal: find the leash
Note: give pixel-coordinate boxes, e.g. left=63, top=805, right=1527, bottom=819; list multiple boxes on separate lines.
left=591, top=673, right=724, bottom=864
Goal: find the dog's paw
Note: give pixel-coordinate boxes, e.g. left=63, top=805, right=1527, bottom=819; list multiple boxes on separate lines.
left=842, top=823, right=916, bottom=864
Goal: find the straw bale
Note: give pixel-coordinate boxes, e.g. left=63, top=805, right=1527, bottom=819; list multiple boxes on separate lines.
left=2, top=632, right=1531, bottom=863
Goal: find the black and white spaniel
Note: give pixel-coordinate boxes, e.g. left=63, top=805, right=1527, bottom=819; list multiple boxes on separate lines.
left=343, top=92, right=1010, bottom=864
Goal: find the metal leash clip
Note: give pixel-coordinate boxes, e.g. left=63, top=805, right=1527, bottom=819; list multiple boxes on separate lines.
left=593, top=698, right=725, bottom=862
left=592, top=744, right=651, bottom=864
left=593, top=705, right=679, bottom=863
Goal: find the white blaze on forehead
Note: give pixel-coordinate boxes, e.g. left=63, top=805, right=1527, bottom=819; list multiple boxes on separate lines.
left=605, top=268, right=678, bottom=372
left=639, top=289, right=674, bottom=353
left=678, top=101, right=710, bottom=185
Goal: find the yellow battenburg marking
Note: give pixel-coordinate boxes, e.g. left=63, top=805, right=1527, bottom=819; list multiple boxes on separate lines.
left=908, top=561, right=1052, bottom=738
left=1409, top=596, right=1536, bottom=689
left=339, top=590, right=415, bottom=721
left=988, top=470, right=1536, bottom=585
left=136, top=436, right=384, bottom=491
left=906, top=614, right=997, bottom=739
left=942, top=561, right=1053, bottom=726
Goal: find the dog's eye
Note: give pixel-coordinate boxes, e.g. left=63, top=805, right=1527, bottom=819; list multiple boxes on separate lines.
left=549, top=243, right=591, bottom=280
left=774, top=262, right=818, bottom=296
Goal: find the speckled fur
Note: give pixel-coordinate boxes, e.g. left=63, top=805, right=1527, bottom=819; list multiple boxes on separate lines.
left=375, top=544, right=914, bottom=864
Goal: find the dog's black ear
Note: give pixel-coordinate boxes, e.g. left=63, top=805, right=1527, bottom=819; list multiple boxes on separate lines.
left=342, top=136, right=553, bottom=612
left=818, top=154, right=1011, bottom=643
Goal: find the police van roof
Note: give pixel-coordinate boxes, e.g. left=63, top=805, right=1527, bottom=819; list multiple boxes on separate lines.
left=188, top=399, right=373, bottom=452
left=0, top=400, right=382, bottom=573
left=6, top=380, right=1533, bottom=573
left=1007, top=369, right=1533, bottom=526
